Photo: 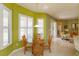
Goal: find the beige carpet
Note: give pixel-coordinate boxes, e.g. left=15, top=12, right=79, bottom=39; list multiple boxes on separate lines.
left=9, top=38, right=76, bottom=56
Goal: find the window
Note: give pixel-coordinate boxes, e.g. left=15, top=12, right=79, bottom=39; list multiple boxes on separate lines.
left=3, top=9, right=9, bottom=46
left=0, top=4, right=12, bottom=50
left=37, top=18, right=44, bottom=38
left=19, top=15, right=27, bottom=40
left=27, top=17, right=33, bottom=42
left=19, top=14, right=33, bottom=43
left=3, top=6, right=12, bottom=47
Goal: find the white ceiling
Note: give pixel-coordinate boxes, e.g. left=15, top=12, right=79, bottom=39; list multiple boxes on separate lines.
left=18, top=3, right=78, bottom=19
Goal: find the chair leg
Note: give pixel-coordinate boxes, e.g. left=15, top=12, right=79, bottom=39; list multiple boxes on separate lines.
left=49, top=47, right=51, bottom=53
left=24, top=47, right=26, bottom=54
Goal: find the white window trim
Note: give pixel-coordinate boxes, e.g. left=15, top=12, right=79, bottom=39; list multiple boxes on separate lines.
left=0, top=4, right=12, bottom=50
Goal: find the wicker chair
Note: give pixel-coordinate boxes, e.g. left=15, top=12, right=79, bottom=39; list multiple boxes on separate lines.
left=48, top=35, right=52, bottom=52
left=32, top=35, right=44, bottom=56
left=22, top=35, right=27, bottom=54
left=44, top=34, right=52, bottom=53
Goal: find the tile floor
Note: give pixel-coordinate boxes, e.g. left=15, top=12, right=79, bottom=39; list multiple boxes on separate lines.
left=9, top=38, right=77, bottom=56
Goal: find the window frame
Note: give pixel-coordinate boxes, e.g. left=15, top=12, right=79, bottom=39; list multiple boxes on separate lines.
left=27, top=16, right=33, bottom=43
left=37, top=18, right=44, bottom=39
left=18, top=14, right=33, bottom=43
left=0, top=4, right=12, bottom=50
left=18, top=14, right=28, bottom=41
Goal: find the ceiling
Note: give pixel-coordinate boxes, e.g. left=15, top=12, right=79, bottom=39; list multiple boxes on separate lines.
left=18, top=3, right=78, bottom=19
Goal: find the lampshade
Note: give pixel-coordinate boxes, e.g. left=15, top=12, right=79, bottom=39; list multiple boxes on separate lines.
left=34, top=25, right=40, bottom=27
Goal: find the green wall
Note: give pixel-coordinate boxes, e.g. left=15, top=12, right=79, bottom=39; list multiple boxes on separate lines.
left=0, top=3, right=47, bottom=56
